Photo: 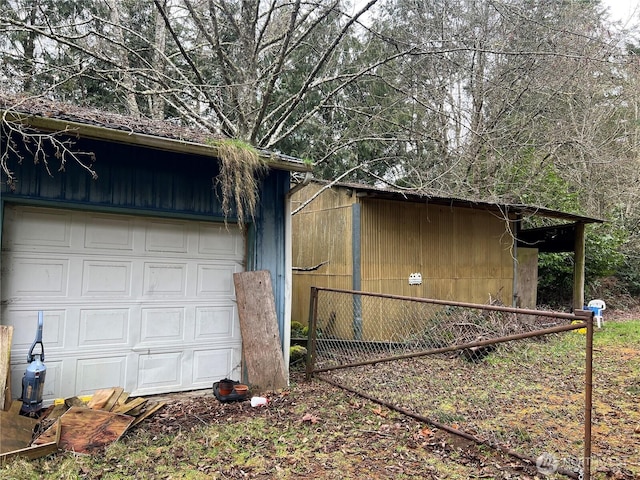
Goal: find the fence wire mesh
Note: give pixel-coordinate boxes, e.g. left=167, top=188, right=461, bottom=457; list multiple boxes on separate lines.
left=306, top=287, right=595, bottom=479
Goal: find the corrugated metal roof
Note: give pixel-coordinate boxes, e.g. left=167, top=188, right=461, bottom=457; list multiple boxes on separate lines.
left=0, top=93, right=311, bottom=173
left=313, top=179, right=604, bottom=224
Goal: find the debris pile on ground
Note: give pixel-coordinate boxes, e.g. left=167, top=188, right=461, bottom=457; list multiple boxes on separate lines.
left=0, top=386, right=165, bottom=464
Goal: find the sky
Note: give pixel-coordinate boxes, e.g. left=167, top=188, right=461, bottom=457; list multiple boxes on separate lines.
left=352, top=1, right=640, bottom=27
left=602, top=0, right=639, bottom=26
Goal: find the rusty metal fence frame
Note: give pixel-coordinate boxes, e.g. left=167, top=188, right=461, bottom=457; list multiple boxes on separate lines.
left=305, top=287, right=594, bottom=479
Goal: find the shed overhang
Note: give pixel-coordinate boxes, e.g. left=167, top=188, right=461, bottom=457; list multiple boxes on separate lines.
left=517, top=223, right=586, bottom=253
left=335, top=180, right=604, bottom=225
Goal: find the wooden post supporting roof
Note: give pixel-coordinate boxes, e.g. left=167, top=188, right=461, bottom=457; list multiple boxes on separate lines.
left=573, top=222, right=586, bottom=310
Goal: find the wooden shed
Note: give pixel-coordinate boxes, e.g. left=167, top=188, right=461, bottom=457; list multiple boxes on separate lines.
left=0, top=95, right=310, bottom=401
left=291, top=181, right=603, bottom=326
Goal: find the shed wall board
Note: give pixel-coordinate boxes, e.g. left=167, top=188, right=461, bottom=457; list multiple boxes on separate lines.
left=516, top=247, right=539, bottom=309
left=291, top=182, right=355, bottom=213
left=291, top=194, right=353, bottom=324
left=291, top=186, right=517, bottom=335
left=360, top=199, right=514, bottom=304
left=291, top=275, right=353, bottom=325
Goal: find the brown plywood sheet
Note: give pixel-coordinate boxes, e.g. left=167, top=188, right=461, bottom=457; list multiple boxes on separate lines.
left=0, top=326, right=13, bottom=411
left=112, top=397, right=146, bottom=414
left=0, top=439, right=59, bottom=465
left=130, top=401, right=166, bottom=428
left=87, top=387, right=117, bottom=410
left=0, top=410, right=38, bottom=454
left=233, top=271, right=287, bottom=392
left=44, top=404, right=68, bottom=422
left=109, top=390, right=130, bottom=411
left=64, top=396, right=87, bottom=408
left=102, top=387, right=124, bottom=412
left=0, top=418, right=59, bottom=465
left=33, top=407, right=133, bottom=454
left=7, top=401, right=21, bottom=415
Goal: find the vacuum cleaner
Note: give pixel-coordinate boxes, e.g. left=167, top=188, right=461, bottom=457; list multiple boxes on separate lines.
left=21, top=311, right=46, bottom=414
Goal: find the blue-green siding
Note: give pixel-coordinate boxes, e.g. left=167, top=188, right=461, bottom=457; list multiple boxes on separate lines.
left=1, top=135, right=290, bottom=338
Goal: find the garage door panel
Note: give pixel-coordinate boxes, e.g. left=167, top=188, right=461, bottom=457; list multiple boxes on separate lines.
left=3, top=308, right=67, bottom=351
left=3, top=207, right=72, bottom=249
left=192, top=348, right=238, bottom=385
left=198, top=224, right=243, bottom=258
left=137, top=351, right=184, bottom=392
left=4, top=257, right=69, bottom=297
left=42, top=361, right=62, bottom=399
left=76, top=356, right=127, bottom=396
left=81, top=260, right=132, bottom=296
left=196, top=264, right=240, bottom=296
left=3, top=204, right=246, bottom=400
left=195, top=306, right=238, bottom=340
left=143, top=262, right=187, bottom=296
left=145, top=220, right=189, bottom=253
left=79, top=308, right=130, bottom=347
left=140, top=307, right=185, bottom=343
left=40, top=360, right=62, bottom=399
left=44, top=310, right=67, bottom=350
left=84, top=215, right=135, bottom=251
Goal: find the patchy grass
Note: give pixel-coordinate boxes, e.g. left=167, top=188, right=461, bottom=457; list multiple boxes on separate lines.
left=1, top=321, right=638, bottom=480
left=323, top=320, right=640, bottom=479
left=593, top=320, right=640, bottom=345
left=0, top=377, right=535, bottom=480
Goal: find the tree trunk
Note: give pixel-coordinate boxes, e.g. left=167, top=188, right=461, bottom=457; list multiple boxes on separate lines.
left=107, top=0, right=140, bottom=117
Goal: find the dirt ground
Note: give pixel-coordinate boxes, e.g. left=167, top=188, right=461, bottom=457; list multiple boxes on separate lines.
left=607, top=306, right=640, bottom=322
left=138, top=373, right=548, bottom=479
left=132, top=310, right=639, bottom=480
left=1, top=309, right=636, bottom=479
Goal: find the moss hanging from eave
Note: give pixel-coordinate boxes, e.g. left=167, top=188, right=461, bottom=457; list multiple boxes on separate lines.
left=214, top=138, right=268, bottom=230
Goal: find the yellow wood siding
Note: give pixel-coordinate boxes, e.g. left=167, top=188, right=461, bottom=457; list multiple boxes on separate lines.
left=357, top=199, right=515, bottom=340
left=361, top=199, right=514, bottom=304
left=291, top=185, right=517, bottom=338
left=291, top=184, right=355, bottom=324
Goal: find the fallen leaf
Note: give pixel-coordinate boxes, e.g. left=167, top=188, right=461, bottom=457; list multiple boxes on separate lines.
left=372, top=406, right=388, bottom=418
left=301, top=413, right=320, bottom=424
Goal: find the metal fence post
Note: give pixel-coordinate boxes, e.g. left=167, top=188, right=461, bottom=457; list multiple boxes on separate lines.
left=579, top=308, right=594, bottom=479
left=353, top=293, right=362, bottom=340
left=306, top=287, right=319, bottom=380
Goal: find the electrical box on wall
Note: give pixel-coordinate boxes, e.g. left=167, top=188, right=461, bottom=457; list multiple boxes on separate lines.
left=409, top=273, right=422, bottom=285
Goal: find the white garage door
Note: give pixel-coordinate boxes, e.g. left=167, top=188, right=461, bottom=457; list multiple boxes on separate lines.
left=1, top=204, right=244, bottom=401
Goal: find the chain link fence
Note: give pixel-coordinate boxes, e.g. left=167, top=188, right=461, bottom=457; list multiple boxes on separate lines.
left=305, top=287, right=594, bottom=479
